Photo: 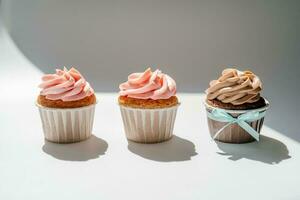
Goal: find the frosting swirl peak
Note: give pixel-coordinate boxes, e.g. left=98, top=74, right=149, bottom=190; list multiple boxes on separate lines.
left=206, top=68, right=262, bottom=105
left=39, top=67, right=94, bottom=102
left=119, top=68, right=176, bottom=100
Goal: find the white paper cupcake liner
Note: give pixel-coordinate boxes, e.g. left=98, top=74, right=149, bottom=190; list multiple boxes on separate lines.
left=119, top=104, right=180, bottom=143
left=37, top=103, right=96, bottom=143
left=204, top=99, right=270, bottom=143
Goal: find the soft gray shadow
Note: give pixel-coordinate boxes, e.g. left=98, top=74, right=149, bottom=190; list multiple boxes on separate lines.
left=216, top=135, right=291, bottom=164
left=128, top=135, right=197, bottom=162
left=42, top=135, right=108, bottom=161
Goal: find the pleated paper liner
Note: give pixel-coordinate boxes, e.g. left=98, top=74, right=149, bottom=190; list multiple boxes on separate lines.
left=204, top=99, right=270, bottom=143
left=119, top=104, right=180, bottom=143
left=36, top=102, right=96, bottom=143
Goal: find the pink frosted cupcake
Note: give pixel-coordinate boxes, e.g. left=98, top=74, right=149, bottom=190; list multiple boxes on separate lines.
left=36, top=67, right=96, bottom=143
left=118, top=68, right=180, bottom=143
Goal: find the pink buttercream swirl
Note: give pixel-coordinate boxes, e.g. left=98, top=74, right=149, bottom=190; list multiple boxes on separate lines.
left=39, top=67, right=94, bottom=101
left=119, top=68, right=177, bottom=100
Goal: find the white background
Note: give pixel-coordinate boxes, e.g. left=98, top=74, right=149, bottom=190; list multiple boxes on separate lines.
left=1, top=0, right=299, bottom=141
left=0, top=1, right=300, bottom=199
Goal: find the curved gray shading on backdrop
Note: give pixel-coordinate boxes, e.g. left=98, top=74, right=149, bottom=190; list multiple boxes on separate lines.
left=1, top=0, right=300, bottom=141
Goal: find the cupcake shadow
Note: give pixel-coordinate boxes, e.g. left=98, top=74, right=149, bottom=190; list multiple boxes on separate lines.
left=216, top=135, right=291, bottom=164
left=42, top=135, right=108, bottom=161
left=127, top=135, right=197, bottom=162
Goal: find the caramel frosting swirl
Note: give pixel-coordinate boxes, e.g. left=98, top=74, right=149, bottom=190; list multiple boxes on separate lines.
left=205, top=68, right=262, bottom=105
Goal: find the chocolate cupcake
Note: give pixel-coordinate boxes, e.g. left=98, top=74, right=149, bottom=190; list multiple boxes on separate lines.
left=204, top=68, right=269, bottom=143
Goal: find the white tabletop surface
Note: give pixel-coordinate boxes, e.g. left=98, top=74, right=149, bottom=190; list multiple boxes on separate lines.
left=0, top=24, right=299, bottom=200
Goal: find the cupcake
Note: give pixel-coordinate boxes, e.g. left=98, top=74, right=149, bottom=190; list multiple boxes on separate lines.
left=118, top=67, right=180, bottom=143
left=36, top=67, right=97, bottom=143
left=204, top=68, right=269, bottom=143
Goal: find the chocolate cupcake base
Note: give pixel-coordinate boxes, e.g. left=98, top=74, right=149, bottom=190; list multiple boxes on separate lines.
left=204, top=98, right=269, bottom=144
left=206, top=112, right=264, bottom=143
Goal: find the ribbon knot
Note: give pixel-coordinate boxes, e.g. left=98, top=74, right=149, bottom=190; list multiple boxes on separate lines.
left=207, top=108, right=266, bottom=141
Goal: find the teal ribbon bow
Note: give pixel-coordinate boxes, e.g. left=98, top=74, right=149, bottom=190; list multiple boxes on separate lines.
left=207, top=108, right=266, bottom=141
